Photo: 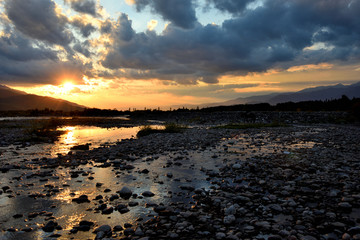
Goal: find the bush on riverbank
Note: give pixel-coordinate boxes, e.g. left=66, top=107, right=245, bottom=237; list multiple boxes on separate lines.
left=137, top=123, right=187, bottom=137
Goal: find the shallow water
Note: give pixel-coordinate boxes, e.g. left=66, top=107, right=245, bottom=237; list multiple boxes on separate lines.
left=0, top=146, right=225, bottom=239
left=0, top=125, right=163, bottom=164
left=0, top=126, right=321, bottom=239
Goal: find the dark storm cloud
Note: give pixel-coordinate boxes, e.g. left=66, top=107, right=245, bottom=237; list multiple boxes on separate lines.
left=133, top=0, right=197, bottom=29
left=73, top=40, right=92, bottom=57
left=100, top=0, right=360, bottom=84
left=205, top=0, right=257, bottom=14
left=5, top=0, right=73, bottom=46
left=1, top=0, right=360, bottom=86
left=71, top=17, right=97, bottom=37
left=0, top=57, right=85, bottom=84
left=0, top=15, right=86, bottom=84
left=100, top=19, right=113, bottom=34
left=65, top=0, right=97, bottom=16
left=0, top=28, right=58, bottom=62
left=0, top=30, right=85, bottom=84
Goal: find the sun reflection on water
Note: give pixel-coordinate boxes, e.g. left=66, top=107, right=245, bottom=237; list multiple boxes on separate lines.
left=63, top=127, right=77, bottom=146
left=57, top=213, right=87, bottom=230
left=53, top=189, right=85, bottom=204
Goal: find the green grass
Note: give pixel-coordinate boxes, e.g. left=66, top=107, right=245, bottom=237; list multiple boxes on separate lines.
left=137, top=123, right=187, bottom=137
left=212, top=122, right=287, bottom=129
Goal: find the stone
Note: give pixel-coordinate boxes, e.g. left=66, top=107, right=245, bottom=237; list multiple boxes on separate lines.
left=119, top=207, right=130, bottom=214
left=232, top=163, right=241, bottom=169
left=224, top=215, right=236, bottom=225
left=216, top=232, right=226, bottom=239
left=119, top=187, right=132, bottom=199
left=101, top=207, right=114, bottom=214
left=72, top=195, right=90, bottom=203
left=224, top=205, right=237, bottom=215
left=342, top=233, right=351, bottom=240
left=141, top=169, right=149, bottom=174
left=135, top=227, right=144, bottom=236
left=124, top=228, right=135, bottom=236
left=42, top=221, right=57, bottom=232
left=113, top=225, right=124, bottom=231
left=349, top=227, right=360, bottom=235
left=124, top=223, right=133, bottom=228
left=94, top=225, right=112, bottom=234
left=109, top=194, right=119, bottom=201
left=142, top=191, right=155, bottom=197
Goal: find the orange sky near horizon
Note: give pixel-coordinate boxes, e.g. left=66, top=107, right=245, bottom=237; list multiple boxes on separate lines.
left=11, top=63, right=360, bottom=110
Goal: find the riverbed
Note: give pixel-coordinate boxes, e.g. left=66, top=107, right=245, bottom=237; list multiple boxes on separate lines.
left=0, top=121, right=359, bottom=240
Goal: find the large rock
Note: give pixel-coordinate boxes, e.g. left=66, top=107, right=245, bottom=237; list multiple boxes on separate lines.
left=42, top=221, right=58, bottom=232
left=119, top=187, right=132, bottom=199
left=93, top=225, right=112, bottom=234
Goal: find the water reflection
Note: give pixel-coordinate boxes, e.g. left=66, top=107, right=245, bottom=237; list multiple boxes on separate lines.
left=57, top=213, right=86, bottom=231
left=0, top=125, right=144, bottom=163
left=0, top=126, right=324, bottom=240
left=62, top=127, right=76, bottom=146
left=53, top=189, right=76, bottom=204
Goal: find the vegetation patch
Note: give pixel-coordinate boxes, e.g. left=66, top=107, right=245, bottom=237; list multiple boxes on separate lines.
left=137, top=123, right=187, bottom=137
left=213, top=122, right=287, bottom=129
left=22, top=119, right=66, bottom=142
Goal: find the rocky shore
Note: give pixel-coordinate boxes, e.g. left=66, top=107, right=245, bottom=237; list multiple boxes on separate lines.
left=133, top=126, right=360, bottom=240
left=0, top=115, right=359, bottom=240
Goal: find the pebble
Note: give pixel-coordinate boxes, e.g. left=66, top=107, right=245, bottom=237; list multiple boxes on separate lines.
left=142, top=191, right=155, bottom=197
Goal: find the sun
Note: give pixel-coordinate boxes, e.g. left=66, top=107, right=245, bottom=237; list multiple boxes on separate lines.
left=61, top=82, right=75, bottom=94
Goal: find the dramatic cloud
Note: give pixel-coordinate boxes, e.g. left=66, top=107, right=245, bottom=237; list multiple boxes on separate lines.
left=132, top=0, right=197, bottom=29
left=71, top=16, right=97, bottom=38
left=5, top=0, right=73, bottom=46
left=64, top=0, right=97, bottom=16
left=1, top=0, right=360, bottom=86
left=100, top=0, right=360, bottom=84
left=0, top=4, right=87, bottom=84
left=0, top=31, right=85, bottom=84
left=73, top=40, right=92, bottom=57
left=205, top=0, right=257, bottom=14
left=0, top=28, right=58, bottom=62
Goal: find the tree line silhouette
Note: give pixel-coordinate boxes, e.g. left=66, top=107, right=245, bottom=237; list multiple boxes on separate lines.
left=1, top=95, right=359, bottom=121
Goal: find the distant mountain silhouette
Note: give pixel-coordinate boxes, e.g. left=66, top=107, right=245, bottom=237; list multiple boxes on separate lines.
left=0, top=84, right=86, bottom=111
left=0, top=84, right=27, bottom=98
left=194, top=82, right=360, bottom=108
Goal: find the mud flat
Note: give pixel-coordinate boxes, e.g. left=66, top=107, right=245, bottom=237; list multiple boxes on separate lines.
left=0, top=122, right=359, bottom=240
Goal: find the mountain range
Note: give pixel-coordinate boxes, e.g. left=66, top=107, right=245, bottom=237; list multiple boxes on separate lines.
left=0, top=85, right=85, bottom=111
left=1, top=82, right=360, bottom=111
left=193, top=81, right=360, bottom=108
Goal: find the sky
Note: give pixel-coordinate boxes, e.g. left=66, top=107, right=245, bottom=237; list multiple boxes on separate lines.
left=0, top=0, right=360, bottom=110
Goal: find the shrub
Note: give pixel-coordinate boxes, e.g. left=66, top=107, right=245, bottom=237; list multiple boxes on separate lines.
left=136, top=123, right=187, bottom=137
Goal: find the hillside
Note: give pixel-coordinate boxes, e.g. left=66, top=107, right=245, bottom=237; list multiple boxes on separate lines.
left=0, top=85, right=85, bottom=111
left=199, top=82, right=360, bottom=108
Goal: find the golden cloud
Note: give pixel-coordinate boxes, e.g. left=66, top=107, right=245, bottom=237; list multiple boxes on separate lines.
left=287, top=63, right=333, bottom=72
